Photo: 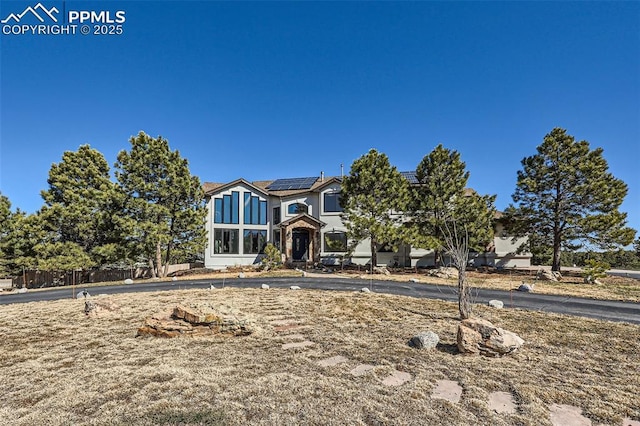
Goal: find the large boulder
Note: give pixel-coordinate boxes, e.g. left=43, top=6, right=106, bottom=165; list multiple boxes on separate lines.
left=457, top=318, right=524, bottom=357
left=137, top=303, right=254, bottom=338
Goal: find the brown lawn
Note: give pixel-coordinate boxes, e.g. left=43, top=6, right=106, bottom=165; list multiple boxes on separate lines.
left=0, top=286, right=638, bottom=425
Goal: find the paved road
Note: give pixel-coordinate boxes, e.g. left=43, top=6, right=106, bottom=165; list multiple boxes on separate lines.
left=1, top=277, right=639, bottom=324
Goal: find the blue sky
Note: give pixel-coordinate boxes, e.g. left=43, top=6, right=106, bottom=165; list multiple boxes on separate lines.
left=1, top=1, right=639, bottom=236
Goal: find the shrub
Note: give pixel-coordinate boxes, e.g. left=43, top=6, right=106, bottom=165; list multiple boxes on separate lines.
left=583, top=259, right=609, bottom=284
left=260, top=243, right=282, bottom=271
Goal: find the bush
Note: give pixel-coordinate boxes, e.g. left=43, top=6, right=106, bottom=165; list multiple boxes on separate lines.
left=583, top=259, right=609, bottom=284
left=260, top=243, right=282, bottom=271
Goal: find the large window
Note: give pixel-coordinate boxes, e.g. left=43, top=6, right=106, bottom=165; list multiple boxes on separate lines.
left=214, top=192, right=239, bottom=224
left=244, top=230, right=267, bottom=254
left=323, top=192, right=342, bottom=213
left=324, top=231, right=347, bottom=252
left=214, top=229, right=239, bottom=254
left=244, top=192, right=267, bottom=225
left=288, top=203, right=308, bottom=215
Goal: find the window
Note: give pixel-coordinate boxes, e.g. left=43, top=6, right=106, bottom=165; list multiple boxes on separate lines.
left=273, top=229, right=281, bottom=250
left=288, top=203, right=308, bottom=215
left=324, top=192, right=342, bottom=213
left=244, top=230, right=267, bottom=254
left=214, top=229, right=239, bottom=254
left=324, top=231, right=347, bottom=252
left=273, top=207, right=281, bottom=225
left=213, top=192, right=239, bottom=224
left=244, top=192, right=267, bottom=225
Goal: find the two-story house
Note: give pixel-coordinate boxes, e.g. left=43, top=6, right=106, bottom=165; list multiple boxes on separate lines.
left=203, top=173, right=531, bottom=269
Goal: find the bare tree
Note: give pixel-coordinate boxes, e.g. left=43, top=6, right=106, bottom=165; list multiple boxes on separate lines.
left=441, top=220, right=472, bottom=319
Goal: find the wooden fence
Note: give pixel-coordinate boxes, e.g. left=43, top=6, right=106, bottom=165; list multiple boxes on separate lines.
left=8, top=263, right=202, bottom=289
left=11, top=268, right=152, bottom=288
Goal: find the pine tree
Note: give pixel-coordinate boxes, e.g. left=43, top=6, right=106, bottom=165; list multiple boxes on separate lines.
left=408, top=145, right=495, bottom=318
left=0, top=194, right=14, bottom=276
left=341, top=149, right=410, bottom=269
left=411, top=144, right=469, bottom=265
left=507, top=128, right=636, bottom=271
left=115, top=132, right=207, bottom=277
left=0, top=210, right=48, bottom=275
left=40, top=145, right=126, bottom=267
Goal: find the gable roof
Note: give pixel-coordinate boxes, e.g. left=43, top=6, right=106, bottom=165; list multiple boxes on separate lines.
left=205, top=176, right=343, bottom=198
left=203, top=178, right=270, bottom=197
left=278, top=213, right=327, bottom=228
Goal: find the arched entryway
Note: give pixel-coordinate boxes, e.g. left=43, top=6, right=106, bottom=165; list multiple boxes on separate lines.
left=278, top=213, right=326, bottom=266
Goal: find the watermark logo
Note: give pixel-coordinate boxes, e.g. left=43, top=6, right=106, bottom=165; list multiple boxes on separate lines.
left=2, top=2, right=126, bottom=36
left=1, top=3, right=59, bottom=23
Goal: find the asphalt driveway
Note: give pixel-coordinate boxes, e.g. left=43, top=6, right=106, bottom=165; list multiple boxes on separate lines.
left=1, top=276, right=639, bottom=324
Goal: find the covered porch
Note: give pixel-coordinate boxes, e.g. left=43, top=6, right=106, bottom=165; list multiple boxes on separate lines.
left=278, top=213, right=325, bottom=267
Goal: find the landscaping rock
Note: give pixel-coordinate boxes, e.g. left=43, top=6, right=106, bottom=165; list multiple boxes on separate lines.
left=361, top=287, right=371, bottom=293
left=457, top=318, right=524, bottom=357
left=549, top=404, right=591, bottom=426
left=84, top=299, right=120, bottom=318
left=16, top=287, right=28, bottom=293
left=137, top=303, right=254, bottom=338
left=517, top=283, right=534, bottom=292
left=370, top=266, right=391, bottom=275
left=172, top=276, right=178, bottom=281
left=538, top=269, right=562, bottom=282
left=426, top=267, right=459, bottom=279
left=282, top=340, right=314, bottom=349
left=584, top=276, right=603, bottom=285
left=488, top=300, right=504, bottom=309
left=488, top=391, right=517, bottom=414
left=317, top=355, right=349, bottom=367
left=432, top=380, right=463, bottom=403
left=350, top=364, right=375, bottom=377
left=124, top=278, right=133, bottom=285
left=382, top=370, right=412, bottom=387
left=238, top=272, right=245, bottom=278
left=261, top=284, right=270, bottom=290
left=290, top=285, right=301, bottom=290
left=409, top=331, right=439, bottom=349
left=409, top=278, right=420, bottom=283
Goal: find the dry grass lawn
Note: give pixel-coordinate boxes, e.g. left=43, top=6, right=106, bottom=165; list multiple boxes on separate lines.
left=0, top=286, right=638, bottom=425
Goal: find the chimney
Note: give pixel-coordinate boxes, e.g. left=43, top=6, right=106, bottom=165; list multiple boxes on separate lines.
left=320, top=171, right=324, bottom=182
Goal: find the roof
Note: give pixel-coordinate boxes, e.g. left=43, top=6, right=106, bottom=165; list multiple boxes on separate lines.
left=203, top=176, right=343, bottom=197
left=204, top=173, right=480, bottom=197
left=278, top=213, right=327, bottom=228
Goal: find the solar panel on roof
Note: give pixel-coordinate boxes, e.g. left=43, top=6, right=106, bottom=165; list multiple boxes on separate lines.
left=266, top=177, right=318, bottom=191
left=400, top=171, right=419, bottom=184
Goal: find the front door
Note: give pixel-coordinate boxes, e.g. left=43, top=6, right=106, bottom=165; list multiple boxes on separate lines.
left=292, top=230, right=309, bottom=261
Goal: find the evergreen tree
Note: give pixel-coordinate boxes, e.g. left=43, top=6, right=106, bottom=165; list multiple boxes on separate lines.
left=507, top=128, right=636, bottom=271
left=115, top=132, right=207, bottom=277
left=408, top=145, right=495, bottom=318
left=1, top=210, right=48, bottom=275
left=40, top=145, right=127, bottom=266
left=411, top=145, right=466, bottom=265
left=340, top=149, right=410, bottom=268
left=0, top=194, right=14, bottom=276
